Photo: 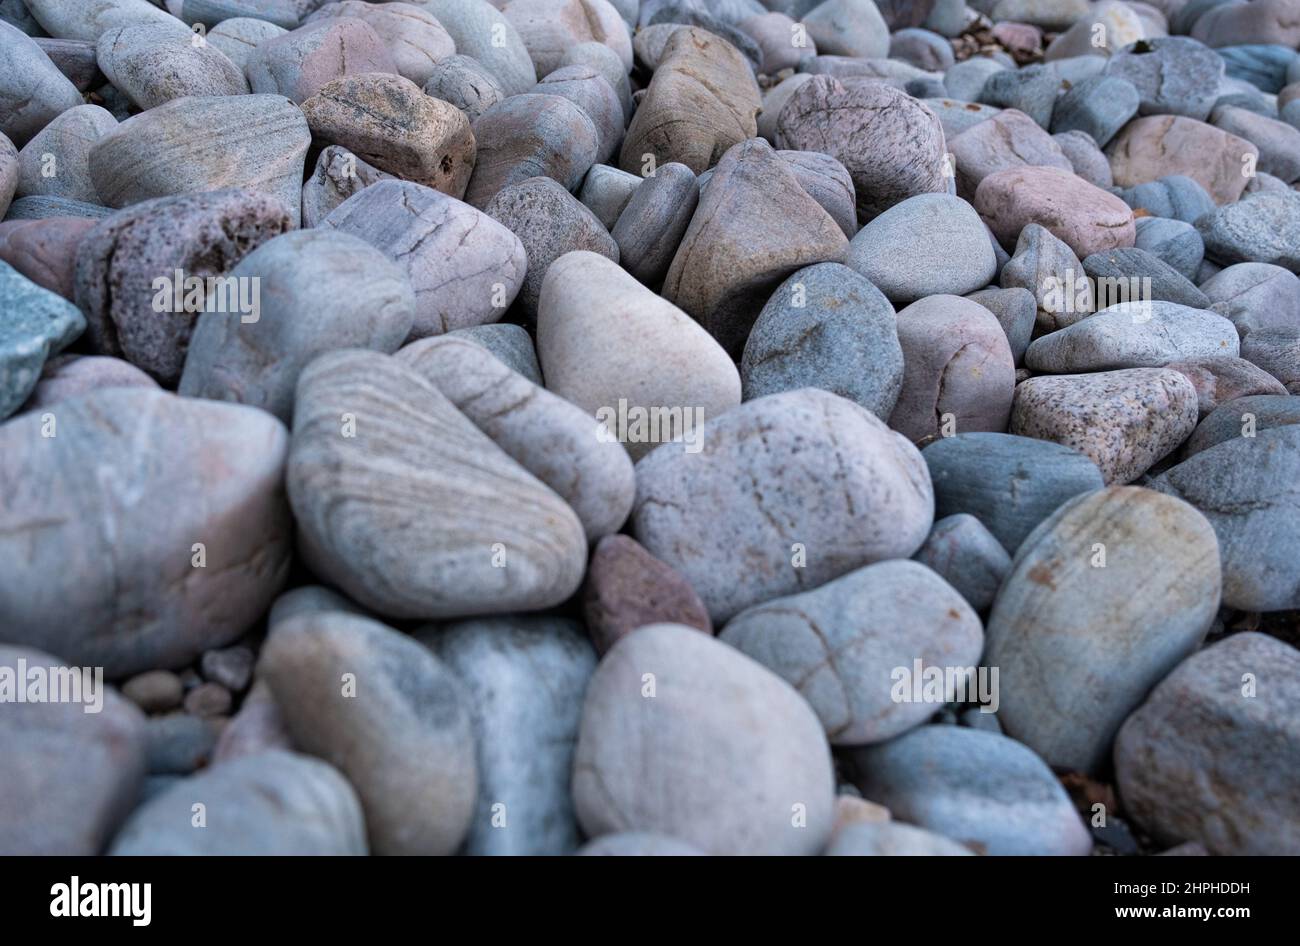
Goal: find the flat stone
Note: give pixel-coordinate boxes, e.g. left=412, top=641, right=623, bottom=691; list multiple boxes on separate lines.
left=424, top=615, right=595, bottom=855
left=321, top=179, right=524, bottom=339
left=0, top=259, right=83, bottom=418
left=1025, top=300, right=1238, bottom=372
left=889, top=294, right=1016, bottom=444
left=0, top=644, right=145, bottom=855
left=632, top=388, right=934, bottom=623
left=986, top=486, right=1220, bottom=773
left=1010, top=367, right=1199, bottom=483
left=74, top=188, right=293, bottom=385
left=1201, top=262, right=1300, bottom=337
left=572, top=623, right=836, bottom=855
left=0, top=388, right=291, bottom=677
left=1106, top=115, right=1258, bottom=205
left=4, top=195, right=112, bottom=219
left=889, top=27, right=954, bottom=72
left=89, top=94, right=311, bottom=224
left=1242, top=329, right=1300, bottom=392
left=912, top=513, right=1013, bottom=611
left=976, top=165, right=1136, bottom=259
left=301, top=72, right=476, bottom=199
left=846, top=194, right=996, bottom=303
left=178, top=229, right=416, bottom=422
left=740, top=261, right=903, bottom=419
left=1184, top=394, right=1300, bottom=456
left=287, top=349, right=587, bottom=618
left=849, top=725, right=1093, bottom=855
left=502, top=0, right=630, bottom=79
left=721, top=559, right=983, bottom=744
left=1115, top=632, right=1300, bottom=854
left=262, top=611, right=475, bottom=855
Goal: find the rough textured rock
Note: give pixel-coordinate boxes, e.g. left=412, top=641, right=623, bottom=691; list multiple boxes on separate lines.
left=776, top=74, right=949, bottom=221
left=301, top=72, right=476, bottom=198
left=721, top=560, right=983, bottom=744
left=1104, top=36, right=1224, bottom=121
left=1082, top=246, right=1209, bottom=308
left=986, top=486, right=1220, bottom=773
left=178, top=230, right=416, bottom=422
left=662, top=138, right=847, bottom=357
left=0, top=644, right=146, bottom=854
left=0, top=388, right=291, bottom=677
left=320, top=179, right=525, bottom=339
left=632, top=388, right=934, bottom=623
left=1135, top=216, right=1204, bottom=282
left=1115, top=632, right=1300, bottom=855
left=300, top=144, right=392, bottom=228
left=74, top=188, right=294, bottom=386
left=425, top=615, right=595, bottom=855
left=537, top=251, right=740, bottom=461
left=976, top=165, right=1136, bottom=258
left=1195, top=191, right=1300, bottom=272
left=572, top=623, right=836, bottom=855
left=89, top=95, right=311, bottom=224
left=1106, top=115, right=1258, bottom=205
left=1010, top=368, right=1199, bottom=483
left=261, top=611, right=476, bottom=856
left=619, top=26, right=760, bottom=176
left=740, top=262, right=903, bottom=419
left=396, top=334, right=634, bottom=540
left=465, top=93, right=599, bottom=208
left=287, top=350, right=587, bottom=619
left=96, top=21, right=248, bottom=110
left=422, top=53, right=506, bottom=121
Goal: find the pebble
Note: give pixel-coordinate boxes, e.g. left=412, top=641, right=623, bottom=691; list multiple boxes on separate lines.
left=1211, top=104, right=1300, bottom=183
left=632, top=388, right=934, bottom=623
left=210, top=679, right=292, bottom=764
left=781, top=150, right=859, bottom=239
left=1000, top=222, right=1094, bottom=331
left=448, top=322, right=542, bottom=385
left=1134, top=215, right=1205, bottom=281
left=619, top=26, right=760, bottom=176
left=577, top=163, right=641, bottom=231
left=1152, top=425, right=1300, bottom=610
left=109, top=750, right=367, bottom=855
left=97, top=21, right=247, bottom=110
left=23, top=353, right=157, bottom=410
left=889, top=294, right=1016, bottom=444
left=0, top=259, right=84, bottom=418
left=577, top=833, right=706, bottom=855
left=850, top=725, right=1093, bottom=855
left=1104, top=36, right=1224, bottom=120
left=825, top=821, right=974, bottom=856
left=777, top=74, right=948, bottom=220
left=4, top=195, right=113, bottom=219
left=847, top=194, right=996, bottom=303
left=14, top=105, right=116, bottom=203
left=1191, top=0, right=1300, bottom=48
left=889, top=28, right=954, bottom=72
left=967, top=286, right=1037, bottom=364
left=300, top=145, right=391, bottom=228
left=121, top=669, right=185, bottom=713
left=572, top=623, right=836, bottom=855
left=740, top=262, right=903, bottom=418
left=581, top=534, right=713, bottom=655
left=321, top=179, right=525, bottom=339
left=976, top=165, right=1136, bottom=258
left=985, top=486, right=1220, bottom=773
left=1185, top=394, right=1300, bottom=457
left=1115, top=632, right=1300, bottom=855
left=1046, top=0, right=1145, bottom=60
left=642, top=3, right=763, bottom=70
left=423, top=53, right=506, bottom=122
left=913, top=513, right=1013, bottom=611
left=1167, top=356, right=1289, bottom=418
left=199, top=645, right=254, bottom=693
left=721, top=559, right=983, bottom=744
left=537, top=250, right=740, bottom=460
left=183, top=681, right=232, bottom=718
left=287, top=349, right=586, bottom=618
left=142, top=712, right=220, bottom=775
left=0, top=388, right=291, bottom=677
left=978, top=63, right=1062, bottom=129
left=944, top=56, right=1008, bottom=102
left=1217, top=42, right=1298, bottom=93
left=302, top=72, right=476, bottom=199
left=425, top=615, right=596, bottom=855
left=991, top=0, right=1091, bottom=31
left=396, top=334, right=634, bottom=540
left=1195, top=190, right=1300, bottom=271
left=610, top=162, right=696, bottom=288
left=205, top=17, right=287, bottom=71
left=422, top=0, right=537, bottom=96
left=246, top=17, right=396, bottom=105
left=803, top=0, right=890, bottom=58
left=1052, top=129, right=1113, bottom=187
left=0, top=19, right=85, bottom=148
left=0, top=645, right=145, bottom=855
left=1025, top=300, right=1239, bottom=373
left=465, top=92, right=599, bottom=208
left=89, top=94, right=311, bottom=224
left=560, top=41, right=634, bottom=120
left=1116, top=174, right=1217, bottom=223
left=663, top=138, right=847, bottom=356
left=740, top=12, right=812, bottom=74
left=74, top=188, right=294, bottom=386
left=1106, top=115, right=1258, bottom=205
left=22, top=0, right=178, bottom=40
left=485, top=175, right=619, bottom=321
left=305, top=1, right=454, bottom=86
left=949, top=108, right=1073, bottom=198
left=0, top=132, right=14, bottom=218
left=1010, top=367, right=1199, bottom=483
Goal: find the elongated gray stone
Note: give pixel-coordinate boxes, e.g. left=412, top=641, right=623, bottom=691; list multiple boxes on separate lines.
left=0, top=19, right=85, bottom=147
left=1185, top=394, right=1300, bottom=456
left=96, top=21, right=248, bottom=110
left=610, top=161, right=697, bottom=289
left=1024, top=301, right=1240, bottom=372
left=420, top=0, right=536, bottom=95
left=24, top=0, right=179, bottom=40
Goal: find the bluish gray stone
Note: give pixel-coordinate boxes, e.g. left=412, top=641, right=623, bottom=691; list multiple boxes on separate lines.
left=985, top=486, right=1220, bottom=773
left=912, top=513, right=1012, bottom=611
left=1117, top=175, right=1216, bottom=223
left=890, top=27, right=954, bottom=71
left=1211, top=104, right=1300, bottom=183
left=944, top=56, right=1007, bottom=102
left=1115, top=632, right=1300, bottom=855
left=447, top=322, right=543, bottom=385
left=1213, top=89, right=1278, bottom=118
left=849, top=725, right=1093, bottom=856
left=143, top=713, right=220, bottom=776
left=1052, top=129, right=1112, bottom=187
left=1216, top=43, right=1297, bottom=93
left=1135, top=216, right=1205, bottom=282
left=4, top=195, right=113, bottom=220
left=740, top=263, right=902, bottom=418
left=421, top=0, right=537, bottom=96
left=923, top=97, right=1001, bottom=138
left=645, top=1, right=763, bottom=69
left=422, top=53, right=507, bottom=122
left=966, top=286, right=1035, bottom=365
left=611, top=161, right=698, bottom=288
left=780, top=149, right=858, bottom=239
left=1052, top=75, right=1141, bottom=147
left=1195, top=190, right=1300, bottom=272
left=1202, top=262, right=1300, bottom=338
left=978, top=63, right=1063, bottom=129
left=1082, top=246, right=1211, bottom=308
left=424, top=615, right=596, bottom=856
left=824, top=821, right=974, bottom=856
left=1185, top=393, right=1300, bottom=456
left=577, top=164, right=641, bottom=231
left=0, top=19, right=84, bottom=147
left=0, top=259, right=83, bottom=418
left=720, top=559, right=983, bottom=745
left=1152, top=425, right=1300, bottom=611
left=1104, top=37, right=1224, bottom=120
left=922, top=431, right=1105, bottom=552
